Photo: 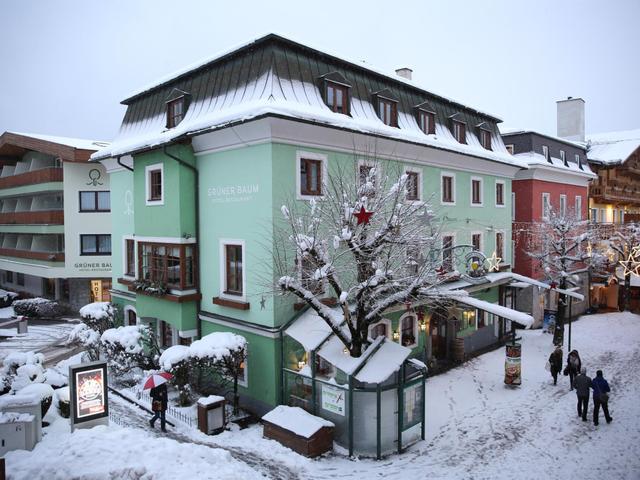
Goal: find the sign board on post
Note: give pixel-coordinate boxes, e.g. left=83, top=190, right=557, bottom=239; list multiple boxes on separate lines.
left=321, top=384, right=345, bottom=416
left=69, top=361, right=109, bottom=432
left=91, top=280, right=103, bottom=302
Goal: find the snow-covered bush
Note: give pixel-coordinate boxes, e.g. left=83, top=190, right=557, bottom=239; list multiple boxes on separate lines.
left=159, top=345, right=192, bottom=406
left=17, top=382, right=55, bottom=420
left=0, top=289, right=18, bottom=308
left=0, top=351, right=45, bottom=393
left=13, top=298, right=62, bottom=318
left=101, top=325, right=159, bottom=376
left=79, top=302, right=116, bottom=333
left=67, top=323, right=101, bottom=361
left=55, top=386, right=70, bottom=418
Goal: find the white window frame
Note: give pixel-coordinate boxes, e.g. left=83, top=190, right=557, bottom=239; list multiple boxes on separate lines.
left=470, top=176, right=483, bottom=207
left=368, top=318, right=392, bottom=341
left=542, top=192, right=551, bottom=220
left=505, top=144, right=514, bottom=155
left=440, top=171, right=456, bottom=205
left=542, top=145, right=549, bottom=161
left=404, top=166, right=423, bottom=203
left=122, top=234, right=137, bottom=280
left=123, top=305, right=138, bottom=326
left=575, top=196, right=582, bottom=220
left=296, top=150, right=328, bottom=200
left=145, top=163, right=164, bottom=206
left=470, top=231, right=484, bottom=253
left=559, top=194, right=567, bottom=217
left=397, top=312, right=419, bottom=349
left=495, top=180, right=505, bottom=208
left=560, top=150, right=566, bottom=164
left=357, top=159, right=382, bottom=193
left=219, top=239, right=247, bottom=302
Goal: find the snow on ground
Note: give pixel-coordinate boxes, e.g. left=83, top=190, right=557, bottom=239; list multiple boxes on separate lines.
left=0, top=306, right=15, bottom=318
left=3, top=312, right=639, bottom=480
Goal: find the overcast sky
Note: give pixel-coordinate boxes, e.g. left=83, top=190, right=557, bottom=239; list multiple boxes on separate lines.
left=1, top=0, right=638, bottom=142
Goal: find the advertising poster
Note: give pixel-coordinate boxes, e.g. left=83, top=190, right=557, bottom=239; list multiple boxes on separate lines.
left=543, top=310, right=556, bottom=334
left=321, top=384, right=345, bottom=416
left=70, top=361, right=109, bottom=429
left=504, top=343, right=522, bottom=386
left=403, top=382, right=424, bottom=429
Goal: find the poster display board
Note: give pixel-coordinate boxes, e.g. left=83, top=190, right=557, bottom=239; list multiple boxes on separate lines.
left=69, top=361, right=109, bottom=431
left=321, top=384, right=345, bottom=416
left=504, top=343, right=522, bottom=386
left=543, top=310, right=556, bottom=334
left=402, top=381, right=424, bottom=430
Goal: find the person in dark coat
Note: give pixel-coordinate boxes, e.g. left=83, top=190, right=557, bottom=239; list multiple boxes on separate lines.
left=590, top=369, right=612, bottom=426
left=573, top=366, right=591, bottom=421
left=566, top=350, right=582, bottom=390
left=548, top=346, right=563, bottom=385
left=149, top=383, right=168, bottom=432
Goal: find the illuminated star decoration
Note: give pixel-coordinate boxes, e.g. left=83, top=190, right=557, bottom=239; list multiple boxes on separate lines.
left=484, top=251, right=502, bottom=272
left=353, top=206, right=374, bottom=225
left=619, top=249, right=640, bottom=277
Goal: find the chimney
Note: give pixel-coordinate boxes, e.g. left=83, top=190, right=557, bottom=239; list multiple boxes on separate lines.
left=556, top=97, right=585, bottom=142
left=395, top=68, right=413, bottom=80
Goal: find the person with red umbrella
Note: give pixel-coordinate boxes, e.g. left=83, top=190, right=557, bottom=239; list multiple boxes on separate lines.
left=145, top=372, right=172, bottom=432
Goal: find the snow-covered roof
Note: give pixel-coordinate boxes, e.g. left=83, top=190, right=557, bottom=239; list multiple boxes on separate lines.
left=9, top=132, right=109, bottom=150
left=262, top=405, right=334, bottom=438
left=586, top=128, right=640, bottom=165
left=446, top=291, right=534, bottom=327
left=92, top=34, right=524, bottom=169
left=501, top=129, right=587, bottom=149
left=354, top=340, right=412, bottom=383
left=513, top=151, right=596, bottom=178
left=285, top=308, right=337, bottom=351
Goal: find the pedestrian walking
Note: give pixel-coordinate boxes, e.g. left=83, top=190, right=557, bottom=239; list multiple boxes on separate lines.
left=591, top=370, right=612, bottom=426
left=566, top=350, right=582, bottom=390
left=149, top=383, right=168, bottom=432
left=548, top=346, right=563, bottom=385
left=573, top=366, right=591, bottom=421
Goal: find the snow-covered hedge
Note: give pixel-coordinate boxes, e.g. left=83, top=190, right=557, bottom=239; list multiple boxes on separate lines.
left=13, top=298, right=62, bottom=318
left=78, top=301, right=116, bottom=335
left=0, top=288, right=19, bottom=308
left=100, top=325, right=159, bottom=376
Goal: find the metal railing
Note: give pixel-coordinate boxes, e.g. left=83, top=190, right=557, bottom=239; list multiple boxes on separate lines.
left=134, top=388, right=195, bottom=429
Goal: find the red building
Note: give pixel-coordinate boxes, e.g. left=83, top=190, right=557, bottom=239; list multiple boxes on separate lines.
left=502, top=124, right=595, bottom=325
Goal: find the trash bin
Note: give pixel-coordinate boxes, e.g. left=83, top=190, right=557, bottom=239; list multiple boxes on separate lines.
left=197, top=395, right=225, bottom=435
left=17, top=316, right=28, bottom=334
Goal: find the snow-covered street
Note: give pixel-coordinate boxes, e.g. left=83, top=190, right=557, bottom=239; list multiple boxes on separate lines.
left=4, top=312, right=640, bottom=480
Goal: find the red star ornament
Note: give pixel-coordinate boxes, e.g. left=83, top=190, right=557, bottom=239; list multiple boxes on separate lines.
left=549, top=281, right=558, bottom=290
left=353, top=206, right=374, bottom=225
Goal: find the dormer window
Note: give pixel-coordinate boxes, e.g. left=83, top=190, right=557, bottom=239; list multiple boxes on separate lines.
left=417, top=109, right=436, bottom=135
left=542, top=145, right=550, bottom=162
left=326, top=81, right=350, bottom=114
left=452, top=121, right=466, bottom=144
left=479, top=129, right=492, bottom=150
left=560, top=150, right=568, bottom=166
left=576, top=154, right=584, bottom=170
left=166, top=97, right=185, bottom=128
left=378, top=98, right=398, bottom=127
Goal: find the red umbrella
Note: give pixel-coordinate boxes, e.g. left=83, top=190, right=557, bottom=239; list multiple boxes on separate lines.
left=143, top=372, right=173, bottom=390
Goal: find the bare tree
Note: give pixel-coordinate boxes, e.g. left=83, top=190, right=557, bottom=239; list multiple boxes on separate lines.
left=528, top=207, right=592, bottom=344
left=275, top=161, right=450, bottom=358
left=609, top=222, right=640, bottom=311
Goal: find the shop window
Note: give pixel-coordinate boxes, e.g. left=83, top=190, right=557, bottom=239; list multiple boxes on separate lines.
left=400, top=314, right=417, bottom=347
left=80, top=234, right=111, bottom=255
left=139, top=242, right=196, bottom=290
left=79, top=191, right=111, bottom=212
left=325, top=81, right=350, bottom=114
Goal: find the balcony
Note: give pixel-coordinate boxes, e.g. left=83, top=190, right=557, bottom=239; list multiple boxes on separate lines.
left=589, top=185, right=640, bottom=206
left=0, top=210, right=63, bottom=225
left=0, top=167, right=63, bottom=189
left=0, top=247, right=64, bottom=262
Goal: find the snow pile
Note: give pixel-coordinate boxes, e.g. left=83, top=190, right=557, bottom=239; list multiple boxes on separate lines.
left=67, top=323, right=100, bottom=347
left=197, top=395, right=225, bottom=406
left=79, top=302, right=114, bottom=320
left=0, top=393, right=41, bottom=409
left=44, top=368, right=67, bottom=388
left=101, top=325, right=145, bottom=354
left=17, top=382, right=54, bottom=400
left=0, top=411, right=34, bottom=424
left=263, top=405, right=334, bottom=438
left=55, top=386, right=70, bottom=403
left=1, top=350, right=46, bottom=392
left=159, top=345, right=191, bottom=370
left=189, top=332, right=247, bottom=361
left=4, top=424, right=265, bottom=480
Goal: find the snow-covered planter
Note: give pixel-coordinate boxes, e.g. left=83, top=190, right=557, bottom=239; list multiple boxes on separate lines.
left=13, top=297, right=62, bottom=318
left=101, top=325, right=159, bottom=376
left=133, top=280, right=168, bottom=297
left=17, top=382, right=55, bottom=420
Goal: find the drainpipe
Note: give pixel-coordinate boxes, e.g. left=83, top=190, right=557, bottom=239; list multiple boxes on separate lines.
left=117, top=156, right=134, bottom=172
left=163, top=145, right=201, bottom=340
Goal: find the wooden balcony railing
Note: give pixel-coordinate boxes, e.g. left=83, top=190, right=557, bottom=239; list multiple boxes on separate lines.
left=0, top=210, right=64, bottom=224
left=0, top=168, right=63, bottom=189
left=589, top=185, right=640, bottom=205
left=0, top=248, right=64, bottom=262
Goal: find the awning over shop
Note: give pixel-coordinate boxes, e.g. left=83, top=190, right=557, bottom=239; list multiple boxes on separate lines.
left=447, top=292, right=534, bottom=328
